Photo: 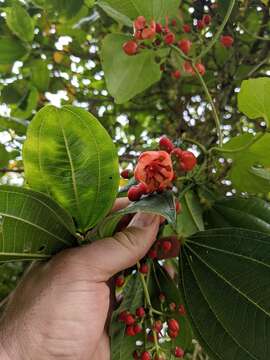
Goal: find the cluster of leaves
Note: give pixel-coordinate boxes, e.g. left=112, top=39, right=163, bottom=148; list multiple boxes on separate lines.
left=0, top=0, right=270, bottom=359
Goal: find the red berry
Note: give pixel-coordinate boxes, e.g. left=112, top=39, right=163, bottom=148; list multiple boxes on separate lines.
left=196, top=63, right=206, bottom=76
left=178, top=39, right=192, bottom=55
left=153, top=320, right=163, bottom=332
left=183, top=61, right=195, bottom=75
left=135, top=30, right=143, bottom=40
left=125, top=314, right=136, bottom=326
left=115, top=275, right=125, bottom=287
left=159, top=292, right=166, bottom=302
left=134, top=16, right=146, bottom=30
left=171, top=148, right=183, bottom=158
left=168, top=329, right=178, bottom=338
left=174, top=346, right=185, bottom=358
left=139, top=263, right=149, bottom=274
left=126, top=325, right=136, bottom=336
left=197, top=19, right=204, bottom=30
left=178, top=304, right=186, bottom=315
left=175, top=200, right=181, bottom=214
left=128, top=185, right=141, bottom=201
left=202, top=14, right=212, bottom=26
left=183, top=24, right=191, bottom=33
left=142, top=27, right=156, bottom=40
left=159, top=136, right=175, bottom=153
left=220, top=35, right=234, bottom=48
left=169, top=302, right=176, bottom=311
left=164, top=32, right=175, bottom=45
left=161, top=240, right=172, bottom=253
left=136, top=307, right=145, bottom=318
left=156, top=23, right=163, bottom=33
left=180, top=151, right=197, bottom=171
left=168, top=318, right=180, bottom=332
left=123, top=40, right=138, bottom=56
left=141, top=351, right=151, bottom=360
left=171, top=70, right=181, bottom=79
left=171, top=19, right=177, bottom=27
left=119, top=310, right=128, bottom=322
left=148, top=248, right=158, bottom=259
left=121, top=169, right=131, bottom=179
left=133, top=324, right=143, bottom=334
left=133, top=350, right=140, bottom=359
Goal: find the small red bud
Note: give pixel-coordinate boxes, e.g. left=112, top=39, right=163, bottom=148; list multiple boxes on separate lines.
left=153, top=320, right=163, bottom=333
left=133, top=350, right=140, bottom=359
left=148, top=248, right=158, bottom=259
left=220, top=35, right=234, bottom=48
left=126, top=325, right=136, bottom=336
left=202, top=14, right=212, bottom=26
left=159, top=292, right=166, bottom=303
left=133, top=324, right=143, bottom=334
left=195, top=63, right=206, bottom=76
left=134, top=16, right=146, bottom=30
left=169, top=302, right=177, bottom=311
left=174, top=346, right=185, bottom=358
left=180, top=151, right=197, bottom=171
left=171, top=70, right=181, bottom=79
left=168, top=329, right=179, bottom=339
left=175, top=200, right=181, bottom=214
left=164, top=32, right=175, bottom=45
left=139, top=263, right=149, bottom=274
left=123, top=40, right=138, bottom=56
left=197, top=19, right=204, bottom=30
left=136, top=307, right=145, bottom=318
left=119, top=310, right=128, bottom=322
left=159, top=136, right=175, bottom=153
left=183, top=61, right=195, bottom=75
left=171, top=148, right=183, bottom=158
left=141, top=351, right=151, bottom=360
left=183, top=24, right=191, bottom=33
left=168, top=318, right=180, bottom=332
left=121, top=169, right=132, bottom=179
left=115, top=275, right=125, bottom=287
left=125, top=314, right=136, bottom=326
left=161, top=240, right=172, bottom=253
left=156, top=23, right=163, bottom=33
left=177, top=39, right=192, bottom=55
left=178, top=304, right=186, bottom=315
left=171, top=19, right=177, bottom=27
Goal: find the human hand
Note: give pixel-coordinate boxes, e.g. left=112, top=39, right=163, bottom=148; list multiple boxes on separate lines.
left=0, top=199, right=161, bottom=360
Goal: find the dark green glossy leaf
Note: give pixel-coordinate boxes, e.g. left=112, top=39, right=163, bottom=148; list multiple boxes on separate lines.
left=11, top=87, right=39, bottom=119
left=101, top=34, right=162, bottom=104
left=98, top=191, right=176, bottom=238
left=0, top=116, right=28, bottom=136
left=97, top=1, right=133, bottom=26
left=5, top=3, right=34, bottom=42
left=0, top=144, right=10, bottom=169
left=0, top=186, right=77, bottom=262
left=0, top=37, right=28, bottom=65
left=180, top=227, right=270, bottom=360
left=110, top=273, right=144, bottom=360
left=206, top=196, right=270, bottom=235
left=23, top=105, right=119, bottom=232
left=1, top=80, right=29, bottom=104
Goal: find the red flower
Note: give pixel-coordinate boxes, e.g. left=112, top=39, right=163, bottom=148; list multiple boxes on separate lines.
left=135, top=151, right=174, bottom=192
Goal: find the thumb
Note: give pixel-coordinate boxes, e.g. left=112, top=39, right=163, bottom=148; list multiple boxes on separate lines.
left=78, top=213, right=160, bottom=281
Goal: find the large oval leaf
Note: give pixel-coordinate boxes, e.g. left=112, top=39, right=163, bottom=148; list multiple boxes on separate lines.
left=5, top=3, right=34, bottom=42
left=0, top=37, right=28, bottom=65
left=23, top=105, right=119, bottom=232
left=205, top=196, right=270, bottom=234
left=101, top=34, right=163, bottom=104
left=0, top=186, right=76, bottom=262
left=180, top=228, right=270, bottom=360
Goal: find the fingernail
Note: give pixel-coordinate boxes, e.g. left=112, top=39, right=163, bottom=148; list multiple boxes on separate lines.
left=128, top=212, right=159, bottom=228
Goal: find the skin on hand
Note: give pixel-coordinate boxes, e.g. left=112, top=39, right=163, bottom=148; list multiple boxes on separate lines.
left=0, top=199, right=161, bottom=360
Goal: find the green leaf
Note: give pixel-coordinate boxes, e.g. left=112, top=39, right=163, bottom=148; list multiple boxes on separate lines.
left=97, top=1, right=133, bottom=27
left=23, top=105, right=119, bottom=232
left=97, top=0, right=180, bottom=22
left=250, top=166, right=270, bottom=181
left=222, top=133, right=270, bottom=193
left=101, top=34, right=162, bottom=104
left=0, top=186, right=76, bottom=263
left=180, top=227, right=270, bottom=360
left=0, top=144, right=10, bottom=168
left=1, top=80, right=29, bottom=104
left=98, top=191, right=176, bottom=238
left=31, top=59, right=50, bottom=92
left=176, top=190, right=204, bottom=238
left=5, top=3, right=34, bottom=42
left=0, top=37, right=28, bottom=65
left=110, top=273, right=144, bottom=360
left=238, top=77, right=270, bottom=125
left=206, top=196, right=270, bottom=235
left=0, top=116, right=28, bottom=136
left=11, top=87, right=39, bottom=119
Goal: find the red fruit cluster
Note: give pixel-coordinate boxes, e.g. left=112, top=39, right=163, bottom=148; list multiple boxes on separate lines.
left=171, top=147, right=197, bottom=172
left=197, top=14, right=212, bottom=30
left=220, top=35, right=234, bottom=48
left=119, top=310, right=144, bottom=337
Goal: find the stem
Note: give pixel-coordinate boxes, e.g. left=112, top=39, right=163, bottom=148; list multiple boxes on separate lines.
left=192, top=63, right=223, bottom=147
left=181, top=136, right=207, bottom=155
left=195, top=0, right=236, bottom=60
left=170, top=44, right=191, bottom=61
left=137, top=263, right=160, bottom=355
left=210, top=132, right=266, bottom=154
